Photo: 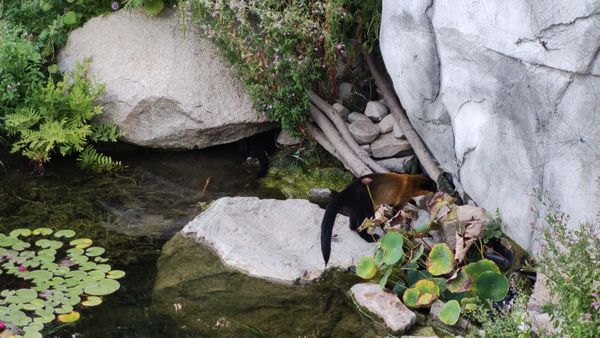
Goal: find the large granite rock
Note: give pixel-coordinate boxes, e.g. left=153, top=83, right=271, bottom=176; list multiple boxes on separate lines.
left=380, top=0, right=600, bottom=252
left=58, top=9, right=272, bottom=149
left=350, top=283, right=417, bottom=334
left=181, top=197, right=376, bottom=284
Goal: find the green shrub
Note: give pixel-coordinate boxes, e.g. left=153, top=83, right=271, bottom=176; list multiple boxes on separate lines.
left=535, top=199, right=600, bottom=337
left=0, top=22, right=44, bottom=117
left=467, top=294, right=533, bottom=338
left=190, top=0, right=382, bottom=132
left=1, top=0, right=114, bottom=60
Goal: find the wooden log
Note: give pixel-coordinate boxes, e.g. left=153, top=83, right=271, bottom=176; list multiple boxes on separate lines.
left=309, top=104, right=372, bottom=177
left=308, top=91, right=389, bottom=174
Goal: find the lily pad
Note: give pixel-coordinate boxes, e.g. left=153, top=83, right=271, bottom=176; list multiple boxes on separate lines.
left=475, top=271, right=509, bottom=301
left=464, top=259, right=499, bottom=283
left=446, top=269, right=472, bottom=293
left=356, top=256, right=377, bottom=280
left=439, top=300, right=461, bottom=325
left=81, top=296, right=102, bottom=307
left=84, top=279, right=120, bottom=296
left=427, top=243, right=454, bottom=276
left=10, top=229, right=32, bottom=238
left=32, top=228, right=53, bottom=236
left=70, top=238, right=93, bottom=249
left=54, top=230, right=76, bottom=238
left=107, top=270, right=125, bottom=279
left=57, top=311, right=80, bottom=323
left=381, top=232, right=404, bottom=265
left=85, top=247, right=105, bottom=257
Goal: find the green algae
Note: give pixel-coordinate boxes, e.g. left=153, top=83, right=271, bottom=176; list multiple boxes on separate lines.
left=152, top=234, right=381, bottom=338
left=260, top=141, right=353, bottom=199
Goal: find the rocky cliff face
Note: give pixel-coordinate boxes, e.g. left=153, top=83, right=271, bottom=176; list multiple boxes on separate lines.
left=58, top=9, right=273, bottom=149
left=380, top=0, right=600, bottom=251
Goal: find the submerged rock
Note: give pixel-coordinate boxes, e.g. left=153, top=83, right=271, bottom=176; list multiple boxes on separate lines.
left=181, top=197, right=376, bottom=283
left=350, top=283, right=417, bottom=333
left=58, top=9, right=272, bottom=149
left=152, top=234, right=378, bottom=337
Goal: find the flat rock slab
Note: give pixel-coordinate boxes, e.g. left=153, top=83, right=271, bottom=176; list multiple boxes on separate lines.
left=58, top=9, right=271, bottom=149
left=350, top=283, right=417, bottom=333
left=181, top=197, right=376, bottom=284
left=371, top=133, right=413, bottom=158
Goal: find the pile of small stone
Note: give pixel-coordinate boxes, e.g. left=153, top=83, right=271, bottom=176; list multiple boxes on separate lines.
left=332, top=100, right=417, bottom=173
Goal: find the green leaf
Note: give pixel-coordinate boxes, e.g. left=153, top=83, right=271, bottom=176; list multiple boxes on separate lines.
left=409, top=244, right=425, bottom=264
left=439, top=300, right=461, bottom=325
left=379, top=266, right=393, bottom=289
left=143, top=0, right=164, bottom=16
left=63, top=11, right=77, bottom=25
left=381, top=232, right=404, bottom=265
left=54, top=230, right=76, bottom=238
left=356, top=256, right=377, bottom=280
left=446, top=269, right=472, bottom=293
left=475, top=271, right=509, bottom=301
left=427, top=243, right=454, bottom=276
left=464, top=259, right=499, bottom=285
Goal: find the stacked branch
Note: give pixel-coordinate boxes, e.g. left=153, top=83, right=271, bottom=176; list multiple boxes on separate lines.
left=304, top=53, right=461, bottom=197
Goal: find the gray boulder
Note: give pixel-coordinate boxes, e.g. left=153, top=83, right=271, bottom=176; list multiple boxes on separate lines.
left=376, top=155, right=417, bottom=173
left=181, top=197, right=375, bottom=284
left=380, top=0, right=600, bottom=251
left=364, top=101, right=390, bottom=122
left=378, top=113, right=396, bottom=133
left=347, top=112, right=371, bottom=123
left=349, top=120, right=381, bottom=145
left=58, top=9, right=272, bottom=149
left=371, top=133, right=413, bottom=158
left=333, top=102, right=351, bottom=120
left=350, top=283, right=417, bottom=333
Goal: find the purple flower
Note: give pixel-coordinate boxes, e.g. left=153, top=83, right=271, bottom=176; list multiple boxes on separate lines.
left=593, top=292, right=598, bottom=298
left=273, top=54, right=280, bottom=62
left=0, top=320, right=5, bottom=331
left=18, top=265, right=27, bottom=272
left=335, top=42, right=344, bottom=50
left=111, top=2, right=119, bottom=10
left=593, top=300, right=600, bottom=310
left=361, top=177, right=372, bottom=185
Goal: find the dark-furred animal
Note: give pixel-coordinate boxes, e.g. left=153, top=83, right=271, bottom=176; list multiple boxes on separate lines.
left=321, top=173, right=436, bottom=265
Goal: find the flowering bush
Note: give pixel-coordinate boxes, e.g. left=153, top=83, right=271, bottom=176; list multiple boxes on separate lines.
left=190, top=0, right=381, bottom=132
left=534, top=197, right=600, bottom=337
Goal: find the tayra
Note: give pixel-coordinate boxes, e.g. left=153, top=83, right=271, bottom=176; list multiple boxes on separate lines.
left=320, top=173, right=436, bottom=265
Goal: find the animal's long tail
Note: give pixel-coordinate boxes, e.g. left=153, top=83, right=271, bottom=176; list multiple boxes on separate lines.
left=320, top=189, right=349, bottom=266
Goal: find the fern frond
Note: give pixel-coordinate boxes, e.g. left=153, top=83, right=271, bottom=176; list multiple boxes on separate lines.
left=4, top=107, right=42, bottom=135
left=77, top=146, right=124, bottom=173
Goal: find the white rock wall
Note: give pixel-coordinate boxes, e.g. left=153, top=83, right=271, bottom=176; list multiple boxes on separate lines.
left=380, top=0, right=600, bottom=251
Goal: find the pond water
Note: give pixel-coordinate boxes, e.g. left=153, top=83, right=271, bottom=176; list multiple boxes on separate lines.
left=0, top=144, right=384, bottom=337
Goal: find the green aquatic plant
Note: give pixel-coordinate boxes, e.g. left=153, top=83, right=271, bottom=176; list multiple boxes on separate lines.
left=0, top=228, right=125, bottom=337
left=354, top=194, right=510, bottom=327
